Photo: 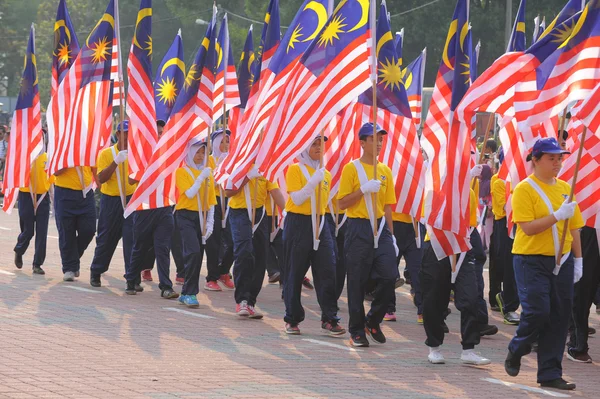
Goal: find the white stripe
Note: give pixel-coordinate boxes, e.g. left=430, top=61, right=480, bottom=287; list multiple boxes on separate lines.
left=163, top=307, right=215, bottom=319
left=0, top=226, right=12, bottom=231
left=301, top=338, right=363, bottom=352
left=0, top=270, right=16, bottom=276
left=64, top=286, right=103, bottom=294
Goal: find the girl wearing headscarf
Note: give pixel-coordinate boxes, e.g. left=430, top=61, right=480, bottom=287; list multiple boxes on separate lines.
left=174, top=140, right=217, bottom=308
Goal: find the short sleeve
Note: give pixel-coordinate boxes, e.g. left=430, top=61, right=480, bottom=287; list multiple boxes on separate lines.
left=285, top=164, right=304, bottom=193
left=97, top=148, right=112, bottom=173
left=384, top=167, right=396, bottom=205
left=338, top=163, right=357, bottom=200
left=267, top=179, right=279, bottom=191
left=570, top=194, right=585, bottom=230
left=176, top=168, right=192, bottom=193
left=512, top=183, right=536, bottom=223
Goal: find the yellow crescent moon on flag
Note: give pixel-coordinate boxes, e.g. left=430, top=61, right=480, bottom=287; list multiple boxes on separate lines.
left=559, top=5, right=588, bottom=49
left=376, top=31, right=393, bottom=58
left=202, top=37, right=210, bottom=51
left=402, top=68, right=413, bottom=89
left=459, top=23, right=469, bottom=52
left=86, top=13, right=115, bottom=47
left=133, top=8, right=152, bottom=50
left=54, top=20, right=71, bottom=43
left=442, top=19, right=457, bottom=70
left=301, top=1, right=328, bottom=42
left=215, top=42, right=223, bottom=68
left=347, top=0, right=369, bottom=33
left=248, top=52, right=255, bottom=73
left=161, top=58, right=185, bottom=76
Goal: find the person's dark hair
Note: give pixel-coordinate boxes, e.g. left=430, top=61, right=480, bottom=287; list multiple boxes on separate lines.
left=359, top=135, right=368, bottom=141
left=526, top=152, right=544, bottom=162
left=560, top=130, right=568, bottom=141
left=156, top=120, right=166, bottom=128
left=485, top=139, right=497, bottom=153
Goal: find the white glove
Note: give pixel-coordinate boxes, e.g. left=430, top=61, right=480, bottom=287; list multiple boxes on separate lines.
left=553, top=200, right=577, bottom=221
left=306, top=168, right=325, bottom=190
left=247, top=166, right=262, bottom=180
left=470, top=164, right=483, bottom=178
left=573, top=257, right=583, bottom=283
left=197, top=167, right=212, bottom=182
left=114, top=150, right=128, bottom=165
left=392, top=235, right=399, bottom=257
left=360, top=179, right=381, bottom=194
left=202, top=207, right=215, bottom=244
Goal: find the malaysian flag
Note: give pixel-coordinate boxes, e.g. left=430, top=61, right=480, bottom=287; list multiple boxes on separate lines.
left=403, top=48, right=426, bottom=130
left=197, top=5, right=219, bottom=127
left=254, top=0, right=372, bottom=186
left=124, top=18, right=214, bottom=216
left=154, top=30, right=185, bottom=123
left=126, top=0, right=157, bottom=182
left=533, top=15, right=545, bottom=43
left=2, top=25, right=43, bottom=213
left=51, top=0, right=79, bottom=98
left=395, top=28, right=404, bottom=65
left=47, top=0, right=117, bottom=176
left=507, top=0, right=527, bottom=52
left=111, top=0, right=124, bottom=108
left=213, top=15, right=240, bottom=125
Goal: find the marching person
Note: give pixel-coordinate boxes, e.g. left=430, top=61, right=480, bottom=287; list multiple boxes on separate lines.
left=175, top=139, right=216, bottom=307
left=265, top=193, right=283, bottom=285
left=504, top=137, right=583, bottom=391
left=224, top=164, right=286, bottom=318
left=13, top=133, right=52, bottom=275
left=90, top=122, right=138, bottom=289
left=282, top=135, right=345, bottom=336
left=337, top=123, right=398, bottom=347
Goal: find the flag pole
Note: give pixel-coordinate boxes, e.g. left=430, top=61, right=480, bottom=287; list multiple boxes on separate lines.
left=252, top=129, right=264, bottom=228
left=557, top=108, right=569, bottom=147
left=370, top=0, right=378, bottom=238
left=220, top=14, right=229, bottom=228
left=556, top=125, right=587, bottom=267
left=471, top=113, right=495, bottom=190
left=316, top=133, right=325, bottom=240
left=114, top=0, right=127, bottom=208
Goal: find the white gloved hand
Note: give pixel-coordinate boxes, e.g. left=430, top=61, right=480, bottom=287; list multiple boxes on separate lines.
left=553, top=200, right=577, bottom=221
left=392, top=235, right=399, bottom=257
left=202, top=207, right=215, bottom=244
left=360, top=179, right=381, bottom=194
left=306, top=168, right=325, bottom=190
left=247, top=166, right=262, bottom=180
left=470, top=164, right=483, bottom=178
left=573, top=257, right=583, bottom=283
left=197, top=167, right=212, bottom=182
left=114, top=150, right=128, bottom=165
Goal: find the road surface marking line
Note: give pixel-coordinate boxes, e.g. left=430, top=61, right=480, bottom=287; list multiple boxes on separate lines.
left=163, top=307, right=215, bottom=319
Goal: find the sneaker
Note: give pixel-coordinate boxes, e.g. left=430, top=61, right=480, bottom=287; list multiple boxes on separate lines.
left=442, top=321, right=449, bottom=334
left=90, top=273, right=101, bottom=288
left=504, top=311, right=520, bottom=325
left=480, top=324, right=499, bottom=336
left=218, top=274, right=235, bottom=290
left=461, top=350, right=491, bottom=365
left=350, top=334, right=369, bottom=347
left=567, top=348, right=592, bottom=363
left=125, top=282, right=137, bottom=295
left=322, top=321, right=346, bottom=336
left=365, top=324, right=386, bottom=344
left=32, top=266, right=45, bottom=275
left=247, top=304, right=263, bottom=319
left=134, top=284, right=144, bottom=292
left=302, top=277, right=314, bottom=290
left=504, top=351, right=521, bottom=377
left=74, top=271, right=80, bottom=278
left=236, top=300, right=250, bottom=317
left=540, top=378, right=576, bottom=391
left=268, top=272, right=281, bottom=284
left=175, top=277, right=184, bottom=285
left=417, top=314, right=423, bottom=324
left=428, top=347, right=445, bottom=364
left=14, top=252, right=23, bottom=269
left=63, top=271, right=75, bottom=282
left=204, top=281, right=222, bottom=291
left=179, top=295, right=199, bottom=308
left=395, top=277, right=405, bottom=289
left=383, top=313, right=397, bottom=322
left=142, top=269, right=153, bottom=282
left=285, top=323, right=301, bottom=335
left=588, top=327, right=596, bottom=336
left=161, top=288, right=179, bottom=299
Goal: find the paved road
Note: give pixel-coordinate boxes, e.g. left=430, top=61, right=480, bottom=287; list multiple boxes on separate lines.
left=0, top=210, right=598, bottom=398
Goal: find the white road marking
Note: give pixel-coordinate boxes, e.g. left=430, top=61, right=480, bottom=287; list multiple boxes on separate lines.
left=302, top=338, right=363, bottom=352
left=0, top=226, right=11, bottom=231
left=163, top=307, right=215, bottom=319
left=0, top=270, right=16, bottom=276
left=64, top=286, right=103, bottom=294
left=48, top=235, right=59, bottom=239
left=481, top=378, right=571, bottom=398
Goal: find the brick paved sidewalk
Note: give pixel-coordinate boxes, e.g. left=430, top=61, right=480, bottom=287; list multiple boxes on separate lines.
left=0, top=211, right=598, bottom=398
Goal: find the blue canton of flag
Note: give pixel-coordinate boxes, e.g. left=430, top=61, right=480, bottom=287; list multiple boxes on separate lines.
left=52, top=0, right=79, bottom=95
left=507, top=0, right=527, bottom=52
left=237, top=26, right=254, bottom=108
left=79, top=0, right=116, bottom=88
left=154, top=31, right=185, bottom=123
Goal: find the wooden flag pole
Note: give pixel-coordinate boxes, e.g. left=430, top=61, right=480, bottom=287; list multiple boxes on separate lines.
left=471, top=113, right=495, bottom=190
left=371, top=81, right=379, bottom=238
left=556, top=125, right=587, bottom=267
left=203, top=126, right=214, bottom=233
left=252, top=129, right=264, bottom=228
left=115, top=0, right=127, bottom=208
left=316, top=133, right=325, bottom=240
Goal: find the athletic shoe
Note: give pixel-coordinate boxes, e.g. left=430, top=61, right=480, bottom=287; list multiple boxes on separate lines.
left=161, top=289, right=179, bottom=299
left=461, top=350, right=491, bottom=365
left=285, top=323, right=301, bottom=335
left=302, top=277, right=314, bottom=290
left=142, top=269, right=153, bottom=282
left=218, top=274, right=235, bottom=290
left=383, top=313, right=396, bottom=322
left=90, top=273, right=101, bottom=288
left=504, top=311, right=520, bottom=325
left=236, top=301, right=250, bottom=316
left=134, top=284, right=144, bottom=292
left=14, top=252, right=23, bottom=269
left=74, top=271, right=80, bottom=278
left=504, top=351, right=521, bottom=377
left=365, top=324, right=386, bottom=344
left=204, top=281, right=222, bottom=291
left=417, top=314, right=423, bottom=324
left=63, top=272, right=75, bottom=282
left=428, top=347, right=445, bottom=364
left=350, top=335, right=369, bottom=347
left=32, top=266, right=45, bottom=275
left=268, top=272, right=281, bottom=284
left=442, top=321, right=449, bottom=334
left=175, top=277, right=184, bottom=285
left=539, top=378, right=576, bottom=391
left=480, top=324, right=499, bottom=337
left=125, top=282, right=137, bottom=295
left=394, top=277, right=405, bottom=289
left=321, top=321, right=346, bottom=336
left=180, top=295, right=200, bottom=308
left=247, top=304, right=263, bottom=319
left=567, top=348, right=592, bottom=363
left=588, top=327, right=596, bottom=336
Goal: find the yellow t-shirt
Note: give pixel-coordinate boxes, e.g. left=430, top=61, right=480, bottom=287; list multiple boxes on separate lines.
left=285, top=164, right=331, bottom=216
left=20, top=153, right=53, bottom=194
left=330, top=197, right=346, bottom=215
left=54, top=166, right=93, bottom=190
left=471, top=177, right=480, bottom=199
left=512, top=175, right=585, bottom=256
left=492, top=175, right=507, bottom=220
left=470, top=188, right=478, bottom=227
left=392, top=212, right=413, bottom=223
left=97, top=145, right=137, bottom=196
left=228, top=176, right=279, bottom=210
left=337, top=161, right=396, bottom=219
left=490, top=173, right=499, bottom=192
left=175, top=167, right=217, bottom=211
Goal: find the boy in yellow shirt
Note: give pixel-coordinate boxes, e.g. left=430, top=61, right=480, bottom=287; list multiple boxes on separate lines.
left=338, top=123, right=398, bottom=347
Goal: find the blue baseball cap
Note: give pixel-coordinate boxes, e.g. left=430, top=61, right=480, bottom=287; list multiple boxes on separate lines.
left=211, top=129, right=231, bottom=142
left=117, top=121, right=129, bottom=132
left=498, top=147, right=504, bottom=165
left=530, top=137, right=570, bottom=158
left=358, top=123, right=387, bottom=139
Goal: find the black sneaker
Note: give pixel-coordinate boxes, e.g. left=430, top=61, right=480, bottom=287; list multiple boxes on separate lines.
left=365, top=324, right=386, bottom=344
left=567, top=348, right=592, bottom=363
left=90, top=273, right=101, bottom=288
left=161, top=288, right=179, bottom=299
left=588, top=327, right=596, bottom=336
left=505, top=351, right=521, bottom=377
left=394, top=277, right=405, bottom=289
left=134, top=284, right=144, bottom=292
left=540, top=378, right=576, bottom=391
left=322, top=321, right=346, bottom=336
left=32, top=266, right=45, bottom=275
left=480, top=324, right=499, bottom=336
left=302, top=277, right=314, bottom=290
left=268, top=272, right=280, bottom=284
left=125, top=282, right=137, bottom=295
left=442, top=321, right=450, bottom=334
left=350, top=334, right=369, bottom=347
left=14, top=252, right=23, bottom=269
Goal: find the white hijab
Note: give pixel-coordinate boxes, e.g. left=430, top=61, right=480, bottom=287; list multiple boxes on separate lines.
left=298, top=138, right=320, bottom=170
left=212, top=132, right=227, bottom=163
left=185, top=142, right=207, bottom=170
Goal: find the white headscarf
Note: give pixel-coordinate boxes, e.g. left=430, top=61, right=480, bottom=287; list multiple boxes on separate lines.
left=185, top=141, right=207, bottom=170
left=212, top=131, right=228, bottom=163
left=298, top=137, right=320, bottom=170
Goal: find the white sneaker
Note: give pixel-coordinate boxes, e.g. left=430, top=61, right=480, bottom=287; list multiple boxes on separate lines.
left=461, top=350, right=491, bottom=365
left=428, top=347, right=445, bottom=364
left=63, top=272, right=75, bottom=282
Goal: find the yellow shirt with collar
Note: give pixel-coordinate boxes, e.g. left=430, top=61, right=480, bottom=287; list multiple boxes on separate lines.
left=284, top=164, right=331, bottom=216
left=337, top=161, right=396, bottom=220
left=20, top=153, right=53, bottom=194
left=97, top=145, right=137, bottom=196
left=54, top=166, right=93, bottom=190
left=512, top=174, right=584, bottom=256
left=228, top=176, right=279, bottom=210
left=492, top=175, right=507, bottom=220
left=175, top=167, right=217, bottom=211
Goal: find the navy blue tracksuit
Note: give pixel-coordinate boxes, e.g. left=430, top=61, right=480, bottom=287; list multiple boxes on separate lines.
left=14, top=191, right=50, bottom=267
left=326, top=214, right=347, bottom=301
left=509, top=254, right=574, bottom=383
left=266, top=215, right=283, bottom=279
left=469, top=229, right=490, bottom=326
left=205, top=196, right=234, bottom=282
left=171, top=214, right=185, bottom=279
left=54, top=187, right=96, bottom=273
left=90, top=194, right=133, bottom=277
left=494, top=218, right=520, bottom=313
left=176, top=210, right=205, bottom=296
left=345, top=218, right=397, bottom=337
left=230, top=207, right=268, bottom=306
left=283, top=213, right=338, bottom=325
left=126, top=207, right=174, bottom=291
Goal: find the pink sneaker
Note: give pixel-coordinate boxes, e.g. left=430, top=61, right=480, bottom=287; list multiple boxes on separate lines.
left=383, top=313, right=397, bottom=322
left=141, top=269, right=153, bottom=282
left=204, top=281, right=222, bottom=291
left=218, top=274, right=235, bottom=290
left=236, top=300, right=249, bottom=317
left=175, top=277, right=184, bottom=285
left=247, top=304, right=264, bottom=320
